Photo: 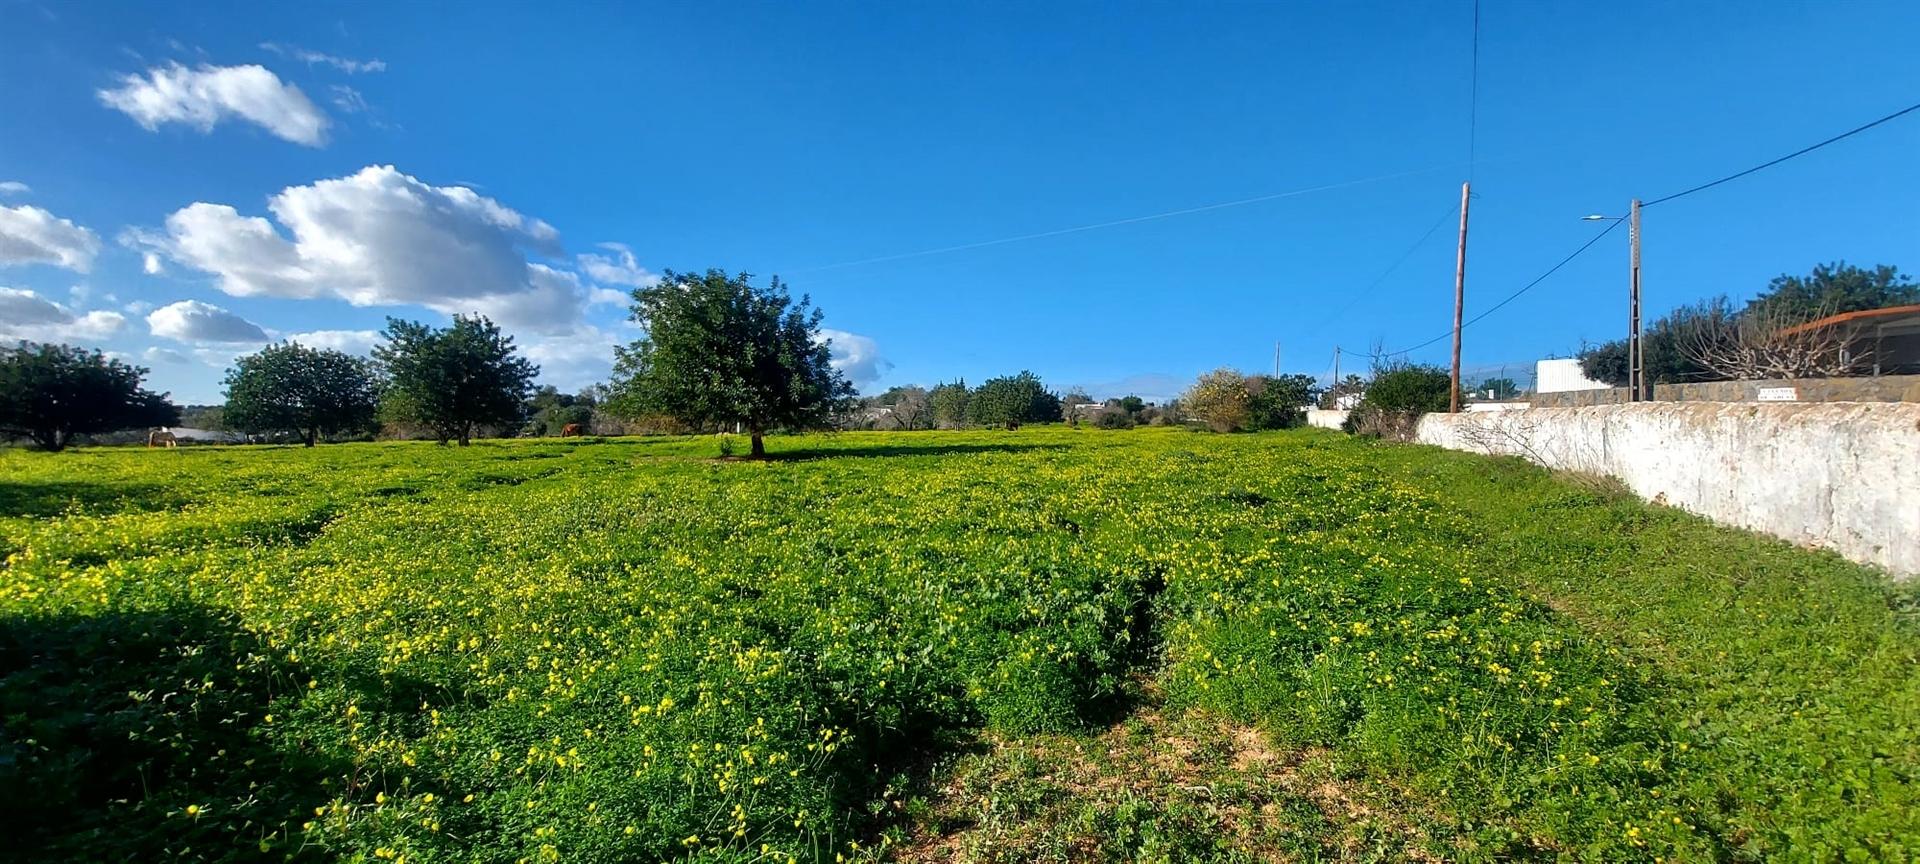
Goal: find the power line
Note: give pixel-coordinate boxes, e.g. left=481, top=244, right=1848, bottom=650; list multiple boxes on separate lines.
left=1643, top=98, right=1920, bottom=207
left=1467, top=0, right=1480, bottom=180
left=788, top=164, right=1456, bottom=273
left=1357, top=218, right=1623, bottom=359
left=1311, top=203, right=1458, bottom=330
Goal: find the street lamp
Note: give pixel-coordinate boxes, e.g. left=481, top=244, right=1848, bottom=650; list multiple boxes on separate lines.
left=1581, top=202, right=1644, bottom=400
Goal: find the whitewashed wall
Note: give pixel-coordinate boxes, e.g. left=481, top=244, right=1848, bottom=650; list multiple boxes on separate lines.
left=1416, top=403, right=1920, bottom=580
left=1306, top=409, right=1348, bottom=430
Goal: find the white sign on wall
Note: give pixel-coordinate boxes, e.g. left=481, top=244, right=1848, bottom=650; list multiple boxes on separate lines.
left=1756, top=386, right=1799, bottom=402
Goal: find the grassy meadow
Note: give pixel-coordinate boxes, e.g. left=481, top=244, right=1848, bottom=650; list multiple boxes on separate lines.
left=2, top=427, right=1916, bottom=862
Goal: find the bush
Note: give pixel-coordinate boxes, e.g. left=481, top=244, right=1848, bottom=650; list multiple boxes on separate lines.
left=1094, top=410, right=1135, bottom=430
left=1361, top=364, right=1451, bottom=413
left=1343, top=364, right=1450, bottom=442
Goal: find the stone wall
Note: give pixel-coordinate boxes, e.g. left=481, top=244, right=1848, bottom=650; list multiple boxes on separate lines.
left=1530, top=374, right=1920, bottom=408
left=1415, top=402, right=1920, bottom=579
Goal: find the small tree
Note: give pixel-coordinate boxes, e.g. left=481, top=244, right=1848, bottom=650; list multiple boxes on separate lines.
left=1344, top=362, right=1451, bottom=440
left=0, top=342, right=178, bottom=451
left=887, top=386, right=932, bottom=430
left=1182, top=367, right=1250, bottom=432
left=375, top=315, right=538, bottom=446
left=608, top=270, right=851, bottom=457
left=966, top=371, right=1061, bottom=429
left=1245, top=373, right=1318, bottom=430
left=1683, top=301, right=1869, bottom=380
left=223, top=342, right=380, bottom=446
left=928, top=380, right=970, bottom=429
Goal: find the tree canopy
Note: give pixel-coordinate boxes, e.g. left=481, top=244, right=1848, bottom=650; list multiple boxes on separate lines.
left=1580, top=263, right=1914, bottom=386
left=1183, top=368, right=1251, bottom=432
left=223, top=342, right=380, bottom=446
left=608, top=270, right=852, bottom=457
left=374, top=315, right=538, bottom=446
left=928, top=380, right=970, bottom=429
left=1747, top=262, right=1917, bottom=320
left=965, top=371, right=1062, bottom=429
left=0, top=342, right=177, bottom=451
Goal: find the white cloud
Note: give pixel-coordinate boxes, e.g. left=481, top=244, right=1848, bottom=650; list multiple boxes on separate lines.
left=0, top=181, right=29, bottom=197
left=143, top=346, right=190, bottom=364
left=578, top=242, right=660, bottom=289
left=259, top=42, right=386, bottom=74
left=0, top=204, right=101, bottom=272
left=98, top=62, right=330, bottom=146
left=287, top=328, right=380, bottom=355
left=141, top=164, right=590, bottom=333
left=819, top=328, right=890, bottom=387
left=143, top=251, right=165, bottom=274
left=146, top=299, right=270, bottom=344
left=124, top=299, right=155, bottom=315
left=520, top=325, right=619, bottom=393
left=330, top=84, right=369, bottom=114
left=0, top=286, right=127, bottom=341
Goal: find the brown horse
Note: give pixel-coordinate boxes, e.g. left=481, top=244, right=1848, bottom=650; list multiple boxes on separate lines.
left=560, top=423, right=584, bottom=437
left=148, top=429, right=178, bottom=448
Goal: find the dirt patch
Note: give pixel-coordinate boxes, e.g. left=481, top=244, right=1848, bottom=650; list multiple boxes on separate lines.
left=887, top=704, right=1442, bottom=863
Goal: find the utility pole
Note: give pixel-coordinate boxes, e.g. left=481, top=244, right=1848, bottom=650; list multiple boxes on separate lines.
left=1449, top=181, right=1472, bottom=413
left=1332, top=346, right=1341, bottom=389
left=1628, top=198, right=1643, bottom=401
left=1273, top=342, right=1281, bottom=378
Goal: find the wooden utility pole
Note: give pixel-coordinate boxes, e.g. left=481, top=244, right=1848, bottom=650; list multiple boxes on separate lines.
left=1628, top=198, right=1644, bottom=401
left=1273, top=342, right=1281, bottom=377
left=1332, top=346, right=1341, bottom=389
left=1449, top=181, right=1472, bottom=412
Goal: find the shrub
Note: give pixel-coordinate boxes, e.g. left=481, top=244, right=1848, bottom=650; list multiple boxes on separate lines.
left=1095, top=410, right=1135, bottom=430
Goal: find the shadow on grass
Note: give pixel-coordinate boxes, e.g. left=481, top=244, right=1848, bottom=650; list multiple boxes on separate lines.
left=0, top=605, right=340, bottom=862
left=0, top=480, right=190, bottom=519
left=765, top=442, right=1068, bottom=462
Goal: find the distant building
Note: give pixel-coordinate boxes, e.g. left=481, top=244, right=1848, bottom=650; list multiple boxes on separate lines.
left=1780, top=304, right=1920, bottom=375
left=1535, top=358, right=1611, bottom=393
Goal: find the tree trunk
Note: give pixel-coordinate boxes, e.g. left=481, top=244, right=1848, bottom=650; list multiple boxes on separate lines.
left=749, top=430, right=766, bottom=459
left=304, top=427, right=317, bottom=447
left=458, top=424, right=472, bottom=447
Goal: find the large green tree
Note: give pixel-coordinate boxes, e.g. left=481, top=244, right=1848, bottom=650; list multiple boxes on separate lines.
left=1245, top=373, right=1318, bottom=430
left=374, top=315, right=538, bottom=446
left=608, top=270, right=852, bottom=457
left=966, top=371, right=1061, bottom=429
left=223, top=342, right=380, bottom=446
left=1578, top=263, right=1913, bottom=386
left=1747, top=262, right=1917, bottom=320
left=0, top=342, right=177, bottom=451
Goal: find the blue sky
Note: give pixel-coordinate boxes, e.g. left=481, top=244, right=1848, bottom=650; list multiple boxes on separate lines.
left=1, top=0, right=1915, bottom=404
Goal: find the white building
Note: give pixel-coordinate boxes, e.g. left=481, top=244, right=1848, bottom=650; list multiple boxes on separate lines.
left=1534, top=358, right=1611, bottom=394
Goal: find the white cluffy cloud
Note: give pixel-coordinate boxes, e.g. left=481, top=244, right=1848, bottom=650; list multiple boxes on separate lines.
left=0, top=286, right=127, bottom=341
left=259, top=42, right=387, bottom=74
left=579, top=242, right=660, bottom=288
left=146, top=299, right=270, bottom=344
left=0, top=181, right=29, bottom=197
left=0, top=204, right=101, bottom=272
left=820, top=328, right=890, bottom=387
left=287, top=329, right=381, bottom=355
left=98, top=62, right=330, bottom=146
left=138, top=165, right=592, bottom=333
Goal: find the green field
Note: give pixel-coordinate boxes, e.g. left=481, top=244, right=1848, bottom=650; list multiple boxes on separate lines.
left=3, top=428, right=1916, bottom=862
